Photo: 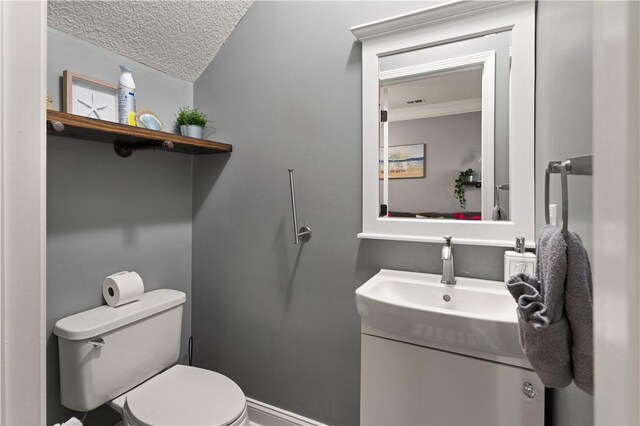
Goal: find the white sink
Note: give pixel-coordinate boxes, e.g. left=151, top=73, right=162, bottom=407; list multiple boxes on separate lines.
left=356, top=269, right=527, bottom=367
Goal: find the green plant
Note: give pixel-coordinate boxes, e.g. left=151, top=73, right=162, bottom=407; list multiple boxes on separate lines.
left=175, top=106, right=209, bottom=127
left=454, top=168, right=475, bottom=209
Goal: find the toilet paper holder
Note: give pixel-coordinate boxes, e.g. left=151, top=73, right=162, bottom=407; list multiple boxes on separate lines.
left=288, top=169, right=312, bottom=245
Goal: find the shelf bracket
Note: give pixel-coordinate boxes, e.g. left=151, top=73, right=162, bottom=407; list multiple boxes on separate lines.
left=114, top=141, right=175, bottom=158
left=48, top=121, right=65, bottom=132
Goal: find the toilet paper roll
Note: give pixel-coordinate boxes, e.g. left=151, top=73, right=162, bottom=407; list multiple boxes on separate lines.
left=102, top=271, right=144, bottom=307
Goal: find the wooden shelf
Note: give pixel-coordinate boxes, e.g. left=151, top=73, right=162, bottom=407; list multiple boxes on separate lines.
left=46, top=110, right=232, bottom=157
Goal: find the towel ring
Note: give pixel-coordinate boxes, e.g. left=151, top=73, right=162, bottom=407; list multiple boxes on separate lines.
left=494, top=184, right=509, bottom=210
left=544, top=160, right=569, bottom=235
left=544, top=161, right=561, bottom=226
left=544, top=155, right=592, bottom=235
left=560, top=162, right=569, bottom=236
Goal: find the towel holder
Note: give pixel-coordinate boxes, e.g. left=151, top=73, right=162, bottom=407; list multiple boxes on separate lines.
left=494, top=183, right=510, bottom=205
left=544, top=155, right=593, bottom=235
left=493, top=184, right=510, bottom=216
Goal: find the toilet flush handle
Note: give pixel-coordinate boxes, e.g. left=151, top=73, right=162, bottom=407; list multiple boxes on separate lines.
left=88, top=337, right=105, bottom=348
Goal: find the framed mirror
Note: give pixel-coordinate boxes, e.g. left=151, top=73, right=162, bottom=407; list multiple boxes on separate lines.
left=352, top=1, right=535, bottom=247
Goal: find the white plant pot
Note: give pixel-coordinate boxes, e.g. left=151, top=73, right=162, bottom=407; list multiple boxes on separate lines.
left=180, top=125, right=204, bottom=138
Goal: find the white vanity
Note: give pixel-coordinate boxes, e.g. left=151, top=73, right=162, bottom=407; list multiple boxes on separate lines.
left=352, top=1, right=542, bottom=424
left=356, top=270, right=544, bottom=425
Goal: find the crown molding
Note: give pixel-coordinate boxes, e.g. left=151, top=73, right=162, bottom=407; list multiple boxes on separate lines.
left=389, top=98, right=481, bottom=122
left=351, top=0, right=513, bottom=41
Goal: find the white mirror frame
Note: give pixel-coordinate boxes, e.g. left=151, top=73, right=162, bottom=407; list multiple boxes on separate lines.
left=352, top=0, right=535, bottom=248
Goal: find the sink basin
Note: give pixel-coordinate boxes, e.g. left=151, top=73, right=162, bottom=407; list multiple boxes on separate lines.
left=356, top=269, right=526, bottom=366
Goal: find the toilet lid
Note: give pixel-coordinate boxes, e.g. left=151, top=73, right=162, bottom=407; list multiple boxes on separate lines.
left=124, top=365, right=246, bottom=426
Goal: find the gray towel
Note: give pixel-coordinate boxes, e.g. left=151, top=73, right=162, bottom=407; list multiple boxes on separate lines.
left=506, top=225, right=593, bottom=394
left=507, top=225, right=572, bottom=388
left=565, top=231, right=593, bottom=394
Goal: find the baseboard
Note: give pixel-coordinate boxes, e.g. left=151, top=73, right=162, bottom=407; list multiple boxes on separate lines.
left=246, top=398, right=326, bottom=426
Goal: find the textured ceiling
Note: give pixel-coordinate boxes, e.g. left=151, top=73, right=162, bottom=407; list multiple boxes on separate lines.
left=48, top=1, right=253, bottom=82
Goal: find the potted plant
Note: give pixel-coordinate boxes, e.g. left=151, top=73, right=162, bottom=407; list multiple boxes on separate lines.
left=176, top=106, right=209, bottom=138
left=454, top=168, right=475, bottom=209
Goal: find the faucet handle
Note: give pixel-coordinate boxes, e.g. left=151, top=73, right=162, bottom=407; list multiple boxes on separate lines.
left=444, top=236, right=452, bottom=245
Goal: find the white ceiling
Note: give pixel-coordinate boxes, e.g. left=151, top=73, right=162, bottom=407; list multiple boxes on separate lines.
left=48, top=0, right=253, bottom=83
left=386, top=68, right=482, bottom=110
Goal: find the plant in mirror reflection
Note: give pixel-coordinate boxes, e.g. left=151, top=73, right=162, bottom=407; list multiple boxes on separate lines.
left=454, top=168, right=475, bottom=209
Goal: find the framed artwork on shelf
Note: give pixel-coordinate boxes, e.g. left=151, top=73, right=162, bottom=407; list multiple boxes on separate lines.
left=63, top=70, right=117, bottom=122
left=379, top=143, right=426, bottom=179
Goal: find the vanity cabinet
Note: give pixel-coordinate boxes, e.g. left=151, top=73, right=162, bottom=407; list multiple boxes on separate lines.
left=361, top=334, right=544, bottom=425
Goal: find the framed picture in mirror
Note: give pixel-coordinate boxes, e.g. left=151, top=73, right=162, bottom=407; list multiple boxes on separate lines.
left=379, top=144, right=426, bottom=179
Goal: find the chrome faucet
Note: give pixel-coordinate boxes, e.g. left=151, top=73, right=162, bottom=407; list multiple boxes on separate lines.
left=441, top=236, right=456, bottom=284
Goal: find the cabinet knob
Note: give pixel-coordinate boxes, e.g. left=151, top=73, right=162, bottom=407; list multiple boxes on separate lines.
left=522, top=382, right=537, bottom=398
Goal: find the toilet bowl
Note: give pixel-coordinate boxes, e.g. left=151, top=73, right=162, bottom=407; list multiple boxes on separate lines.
left=109, top=365, right=249, bottom=426
left=54, top=289, right=247, bottom=425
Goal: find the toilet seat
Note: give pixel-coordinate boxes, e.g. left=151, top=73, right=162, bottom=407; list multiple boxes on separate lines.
left=119, top=365, right=247, bottom=426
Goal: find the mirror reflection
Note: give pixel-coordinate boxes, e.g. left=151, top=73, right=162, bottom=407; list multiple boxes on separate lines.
left=378, top=31, right=512, bottom=221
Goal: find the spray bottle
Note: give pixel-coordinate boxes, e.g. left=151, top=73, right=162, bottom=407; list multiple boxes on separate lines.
left=118, top=65, right=136, bottom=125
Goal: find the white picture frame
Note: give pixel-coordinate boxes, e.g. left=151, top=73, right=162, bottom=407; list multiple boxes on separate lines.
left=63, top=70, right=118, bottom=122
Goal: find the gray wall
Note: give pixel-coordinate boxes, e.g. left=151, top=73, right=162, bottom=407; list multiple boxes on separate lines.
left=536, top=2, right=594, bottom=424
left=191, top=2, right=506, bottom=425
left=387, top=112, right=482, bottom=214
left=192, top=1, right=595, bottom=425
left=47, top=29, right=193, bottom=425
left=43, top=1, right=594, bottom=425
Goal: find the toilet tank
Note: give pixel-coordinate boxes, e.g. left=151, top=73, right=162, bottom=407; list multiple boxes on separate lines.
left=54, top=289, right=186, bottom=411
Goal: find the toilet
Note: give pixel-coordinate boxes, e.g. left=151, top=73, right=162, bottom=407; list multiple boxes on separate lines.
left=54, top=289, right=248, bottom=426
